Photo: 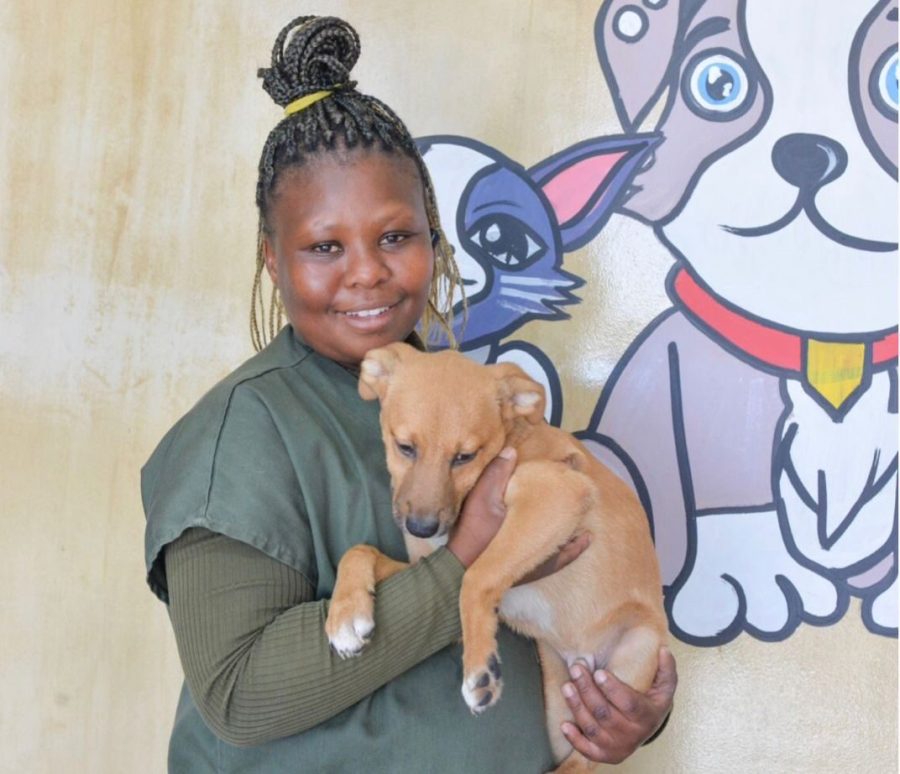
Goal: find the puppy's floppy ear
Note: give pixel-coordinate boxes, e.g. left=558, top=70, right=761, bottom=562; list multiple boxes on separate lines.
left=358, top=342, right=416, bottom=401
left=493, top=363, right=546, bottom=424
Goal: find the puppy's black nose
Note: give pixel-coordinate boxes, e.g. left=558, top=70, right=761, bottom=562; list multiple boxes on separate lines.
left=772, top=133, right=847, bottom=191
left=405, top=516, right=439, bottom=538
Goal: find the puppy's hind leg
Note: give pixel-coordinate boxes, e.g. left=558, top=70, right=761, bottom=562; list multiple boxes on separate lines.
left=460, top=462, right=594, bottom=713
left=604, top=621, right=664, bottom=695
left=325, top=545, right=407, bottom=658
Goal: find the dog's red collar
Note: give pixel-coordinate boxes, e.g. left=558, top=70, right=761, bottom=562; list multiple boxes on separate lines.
left=671, top=267, right=897, bottom=413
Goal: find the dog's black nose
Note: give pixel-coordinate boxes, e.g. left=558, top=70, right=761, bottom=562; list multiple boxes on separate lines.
left=772, top=133, right=847, bottom=191
left=405, top=516, right=440, bottom=538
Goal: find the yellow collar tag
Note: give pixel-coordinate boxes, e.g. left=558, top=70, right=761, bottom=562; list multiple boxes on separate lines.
left=805, top=339, right=867, bottom=410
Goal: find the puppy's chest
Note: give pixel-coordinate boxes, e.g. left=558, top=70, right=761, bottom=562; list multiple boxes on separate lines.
left=498, top=584, right=556, bottom=638
left=404, top=533, right=448, bottom=564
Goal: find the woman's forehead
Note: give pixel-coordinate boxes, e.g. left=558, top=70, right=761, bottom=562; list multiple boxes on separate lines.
left=269, top=149, right=428, bottom=228
left=279, top=146, right=421, bottom=191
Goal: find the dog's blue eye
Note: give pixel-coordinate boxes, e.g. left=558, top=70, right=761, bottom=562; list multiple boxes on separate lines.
left=396, top=442, right=417, bottom=460
left=682, top=51, right=755, bottom=120
left=466, top=215, right=547, bottom=271
left=871, top=48, right=898, bottom=118
left=452, top=451, right=477, bottom=467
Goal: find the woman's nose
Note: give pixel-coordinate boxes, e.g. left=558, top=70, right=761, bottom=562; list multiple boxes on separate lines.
left=345, top=245, right=391, bottom=287
left=771, top=133, right=848, bottom=191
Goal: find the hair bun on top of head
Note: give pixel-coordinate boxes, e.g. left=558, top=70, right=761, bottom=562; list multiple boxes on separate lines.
left=258, top=15, right=360, bottom=108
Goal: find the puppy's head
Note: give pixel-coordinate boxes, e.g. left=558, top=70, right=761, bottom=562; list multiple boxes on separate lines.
left=359, top=343, right=544, bottom=539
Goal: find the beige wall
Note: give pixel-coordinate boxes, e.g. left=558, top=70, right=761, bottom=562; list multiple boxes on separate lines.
left=1, top=1, right=896, bottom=772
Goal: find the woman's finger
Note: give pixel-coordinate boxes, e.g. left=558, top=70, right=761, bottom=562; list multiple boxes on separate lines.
left=591, top=669, right=639, bottom=717
left=560, top=721, right=610, bottom=764
left=567, top=663, right=615, bottom=726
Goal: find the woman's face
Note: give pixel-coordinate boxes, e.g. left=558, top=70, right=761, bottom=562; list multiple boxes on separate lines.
left=264, top=150, right=435, bottom=367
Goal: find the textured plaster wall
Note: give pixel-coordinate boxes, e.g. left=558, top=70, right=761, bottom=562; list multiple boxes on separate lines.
left=1, top=1, right=896, bottom=772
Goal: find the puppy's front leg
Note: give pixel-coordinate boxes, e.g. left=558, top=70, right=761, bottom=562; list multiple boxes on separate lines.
left=325, top=545, right=407, bottom=658
left=460, top=461, right=594, bottom=713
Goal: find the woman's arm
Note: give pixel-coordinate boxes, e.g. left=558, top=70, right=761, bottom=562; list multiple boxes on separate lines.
left=166, top=527, right=465, bottom=746
left=166, top=449, right=586, bottom=748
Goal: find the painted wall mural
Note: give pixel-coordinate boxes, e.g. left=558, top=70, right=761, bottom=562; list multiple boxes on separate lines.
left=422, top=0, right=899, bottom=646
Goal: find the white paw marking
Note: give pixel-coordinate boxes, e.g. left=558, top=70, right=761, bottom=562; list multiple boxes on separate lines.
left=328, top=614, right=375, bottom=659
left=461, top=657, right=503, bottom=714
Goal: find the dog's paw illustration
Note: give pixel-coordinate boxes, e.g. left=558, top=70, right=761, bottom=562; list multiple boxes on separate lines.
left=325, top=590, right=375, bottom=658
left=670, top=509, right=841, bottom=642
left=863, top=572, right=898, bottom=635
left=461, top=653, right=503, bottom=714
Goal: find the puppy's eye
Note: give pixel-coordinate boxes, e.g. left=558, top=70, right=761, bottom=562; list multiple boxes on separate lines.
left=396, top=441, right=417, bottom=460
left=681, top=50, right=756, bottom=120
left=452, top=451, right=478, bottom=467
left=870, top=47, right=898, bottom=119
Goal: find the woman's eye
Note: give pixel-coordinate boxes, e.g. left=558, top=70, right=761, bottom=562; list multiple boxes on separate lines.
left=871, top=47, right=899, bottom=119
left=466, top=214, right=546, bottom=270
left=452, top=451, right=477, bottom=467
left=310, top=242, right=340, bottom=256
left=682, top=50, right=756, bottom=119
left=381, top=232, right=410, bottom=246
left=396, top=441, right=417, bottom=459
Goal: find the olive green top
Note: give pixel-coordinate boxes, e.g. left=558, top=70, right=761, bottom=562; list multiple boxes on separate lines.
left=142, top=326, right=554, bottom=773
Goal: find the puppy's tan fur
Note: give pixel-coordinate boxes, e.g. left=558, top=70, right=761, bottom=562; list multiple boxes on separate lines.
left=325, top=344, right=666, bottom=773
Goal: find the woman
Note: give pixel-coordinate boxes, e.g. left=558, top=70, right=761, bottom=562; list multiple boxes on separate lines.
left=142, top=15, right=675, bottom=772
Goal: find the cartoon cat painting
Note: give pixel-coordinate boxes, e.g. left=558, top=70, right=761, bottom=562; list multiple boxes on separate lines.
left=420, top=134, right=656, bottom=424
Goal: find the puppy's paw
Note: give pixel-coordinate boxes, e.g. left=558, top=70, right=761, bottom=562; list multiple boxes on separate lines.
left=461, top=653, right=503, bottom=714
left=325, top=591, right=375, bottom=658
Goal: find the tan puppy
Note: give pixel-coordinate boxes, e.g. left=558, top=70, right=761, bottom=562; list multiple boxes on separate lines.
left=325, top=343, right=666, bottom=773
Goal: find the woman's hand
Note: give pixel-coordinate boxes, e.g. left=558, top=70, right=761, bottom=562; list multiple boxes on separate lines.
left=560, top=646, right=677, bottom=764
left=514, top=532, right=591, bottom=585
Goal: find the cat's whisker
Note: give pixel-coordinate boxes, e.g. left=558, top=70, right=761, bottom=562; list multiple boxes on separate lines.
left=499, top=276, right=577, bottom=289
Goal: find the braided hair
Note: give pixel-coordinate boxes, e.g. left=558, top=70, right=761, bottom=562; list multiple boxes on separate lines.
left=250, top=15, right=463, bottom=351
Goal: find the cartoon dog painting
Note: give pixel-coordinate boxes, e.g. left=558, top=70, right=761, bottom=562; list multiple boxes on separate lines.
left=419, top=134, right=656, bottom=425
left=581, top=0, right=898, bottom=644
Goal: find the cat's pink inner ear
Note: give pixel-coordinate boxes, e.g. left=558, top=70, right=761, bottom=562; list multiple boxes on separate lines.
left=541, top=152, right=627, bottom=225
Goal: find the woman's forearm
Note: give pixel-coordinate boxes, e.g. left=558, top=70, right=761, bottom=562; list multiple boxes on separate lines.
left=166, top=528, right=464, bottom=746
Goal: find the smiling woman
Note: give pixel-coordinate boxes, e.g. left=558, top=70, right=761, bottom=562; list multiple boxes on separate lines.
left=262, top=152, right=435, bottom=368
left=248, top=17, right=461, bottom=353
left=139, top=12, right=676, bottom=774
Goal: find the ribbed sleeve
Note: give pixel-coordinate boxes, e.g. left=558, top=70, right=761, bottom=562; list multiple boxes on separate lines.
left=166, top=528, right=465, bottom=746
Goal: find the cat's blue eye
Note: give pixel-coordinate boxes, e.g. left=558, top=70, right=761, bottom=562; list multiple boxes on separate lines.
left=466, top=214, right=547, bottom=271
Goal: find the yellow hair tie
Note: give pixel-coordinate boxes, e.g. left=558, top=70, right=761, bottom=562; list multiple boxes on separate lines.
left=284, top=90, right=333, bottom=117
